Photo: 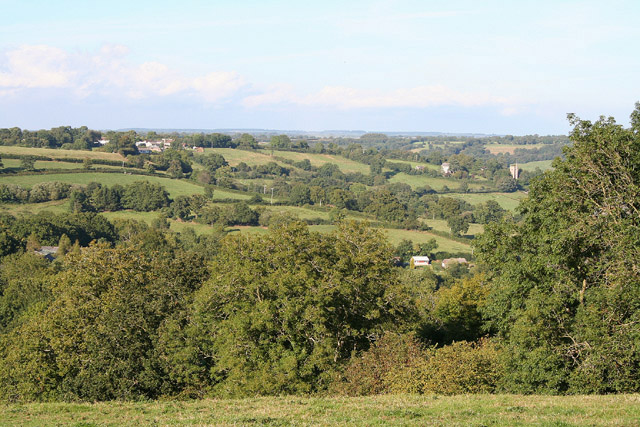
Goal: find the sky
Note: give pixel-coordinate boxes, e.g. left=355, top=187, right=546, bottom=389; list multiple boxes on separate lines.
left=0, top=0, right=638, bottom=134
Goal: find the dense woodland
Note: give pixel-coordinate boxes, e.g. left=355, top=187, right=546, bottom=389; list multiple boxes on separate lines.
left=0, top=106, right=637, bottom=401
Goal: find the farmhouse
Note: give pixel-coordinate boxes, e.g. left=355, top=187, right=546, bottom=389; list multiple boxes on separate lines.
left=410, top=256, right=430, bottom=268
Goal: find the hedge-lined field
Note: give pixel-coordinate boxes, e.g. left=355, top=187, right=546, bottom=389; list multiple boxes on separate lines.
left=1, top=394, right=638, bottom=426
left=1, top=159, right=123, bottom=171
left=0, top=146, right=124, bottom=161
left=0, top=172, right=204, bottom=198
left=388, top=173, right=487, bottom=191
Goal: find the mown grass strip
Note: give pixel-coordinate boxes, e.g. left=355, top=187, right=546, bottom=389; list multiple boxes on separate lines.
left=1, top=394, right=638, bottom=426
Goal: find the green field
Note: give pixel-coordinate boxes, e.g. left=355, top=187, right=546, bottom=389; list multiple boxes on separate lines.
left=202, top=148, right=293, bottom=169
left=271, top=150, right=372, bottom=174
left=519, top=159, right=554, bottom=171
left=301, top=224, right=472, bottom=253
left=383, top=228, right=471, bottom=252
left=100, top=210, right=224, bottom=235
left=386, top=159, right=440, bottom=171
left=453, top=191, right=528, bottom=211
left=0, top=146, right=124, bottom=161
left=0, top=199, right=69, bottom=216
left=389, top=173, right=487, bottom=191
left=204, top=148, right=373, bottom=175
left=1, top=394, right=638, bottom=426
left=427, top=218, right=484, bottom=237
left=484, top=143, right=548, bottom=154
left=1, top=158, right=128, bottom=171
left=0, top=173, right=204, bottom=198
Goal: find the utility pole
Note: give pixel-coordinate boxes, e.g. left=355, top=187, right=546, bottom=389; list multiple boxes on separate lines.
left=270, top=188, right=274, bottom=205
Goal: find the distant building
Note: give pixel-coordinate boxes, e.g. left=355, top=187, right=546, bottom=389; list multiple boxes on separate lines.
left=441, top=258, right=468, bottom=269
left=509, top=163, right=519, bottom=179
left=135, top=139, right=175, bottom=152
left=34, top=246, right=59, bottom=261
left=97, top=139, right=110, bottom=145
left=441, top=162, right=451, bottom=175
left=410, top=256, right=431, bottom=268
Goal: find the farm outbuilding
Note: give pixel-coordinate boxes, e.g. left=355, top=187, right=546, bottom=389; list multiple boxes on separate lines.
left=410, top=256, right=431, bottom=268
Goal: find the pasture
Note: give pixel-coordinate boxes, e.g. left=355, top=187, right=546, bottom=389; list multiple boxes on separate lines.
left=386, top=159, right=440, bottom=171
left=0, top=199, right=69, bottom=216
left=427, top=218, right=484, bottom=237
left=484, top=143, right=549, bottom=154
left=389, top=173, right=487, bottom=191
left=202, top=148, right=372, bottom=175
left=383, top=227, right=471, bottom=252
left=271, top=150, right=372, bottom=174
left=0, top=146, right=124, bottom=161
left=0, top=173, right=204, bottom=198
left=519, top=159, right=554, bottom=171
left=202, top=148, right=293, bottom=169
left=2, top=394, right=638, bottom=426
left=1, top=158, right=127, bottom=171
left=452, top=191, right=528, bottom=211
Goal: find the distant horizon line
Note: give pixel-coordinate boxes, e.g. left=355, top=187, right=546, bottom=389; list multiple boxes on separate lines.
left=111, top=127, right=567, bottom=138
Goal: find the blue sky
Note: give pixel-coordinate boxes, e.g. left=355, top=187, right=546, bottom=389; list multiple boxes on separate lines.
left=0, top=0, right=638, bottom=134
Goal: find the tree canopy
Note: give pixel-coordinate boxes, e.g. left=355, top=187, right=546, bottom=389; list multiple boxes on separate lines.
left=474, top=104, right=640, bottom=393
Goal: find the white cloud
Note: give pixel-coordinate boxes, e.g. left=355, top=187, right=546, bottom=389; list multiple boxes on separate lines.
left=244, top=84, right=514, bottom=110
left=242, top=84, right=296, bottom=108
left=191, top=72, right=245, bottom=102
left=0, top=44, right=245, bottom=103
left=0, top=45, right=75, bottom=88
left=0, top=44, right=523, bottom=113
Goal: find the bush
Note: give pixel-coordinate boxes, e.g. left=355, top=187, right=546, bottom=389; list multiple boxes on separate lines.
left=403, top=338, right=503, bottom=395
left=333, top=336, right=503, bottom=396
left=331, top=333, right=427, bottom=396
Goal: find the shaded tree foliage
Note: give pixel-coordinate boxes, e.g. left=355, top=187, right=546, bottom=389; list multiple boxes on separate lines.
left=475, top=105, right=640, bottom=393
left=178, top=221, right=414, bottom=396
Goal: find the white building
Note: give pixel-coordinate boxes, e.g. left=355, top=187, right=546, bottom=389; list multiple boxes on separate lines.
left=509, top=163, right=519, bottom=179
left=441, top=162, right=451, bottom=175
left=410, top=256, right=431, bottom=268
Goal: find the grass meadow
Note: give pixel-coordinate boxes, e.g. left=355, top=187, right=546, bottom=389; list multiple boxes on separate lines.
left=0, top=173, right=205, bottom=198
left=484, top=143, right=549, bottom=154
left=203, top=148, right=373, bottom=175
left=1, top=159, right=125, bottom=171
left=203, top=148, right=292, bottom=169
left=1, top=394, right=638, bottom=426
left=0, top=146, right=124, bottom=161
left=519, top=159, right=554, bottom=171
left=388, top=173, right=487, bottom=191
left=271, top=150, right=372, bottom=174
left=453, top=191, right=528, bottom=211
left=387, top=159, right=440, bottom=171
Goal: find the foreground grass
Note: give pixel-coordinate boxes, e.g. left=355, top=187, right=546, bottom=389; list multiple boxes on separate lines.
left=1, top=394, right=638, bottom=426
